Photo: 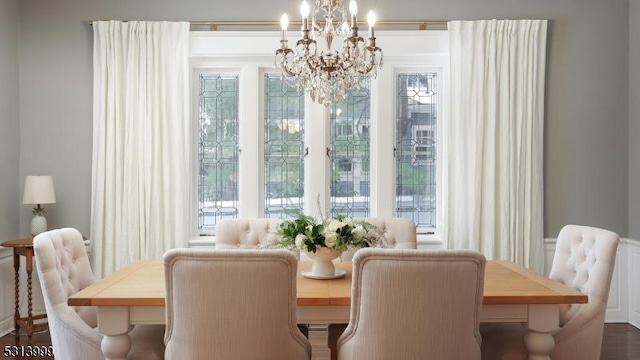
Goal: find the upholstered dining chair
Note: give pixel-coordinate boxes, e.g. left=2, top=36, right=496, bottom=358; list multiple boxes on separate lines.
left=335, top=248, right=486, bottom=360
left=214, top=219, right=309, bottom=336
left=481, top=224, right=620, bottom=360
left=328, top=217, right=418, bottom=359
left=339, top=217, right=418, bottom=260
left=163, top=248, right=312, bottom=360
left=215, top=218, right=282, bottom=249
left=33, top=228, right=165, bottom=360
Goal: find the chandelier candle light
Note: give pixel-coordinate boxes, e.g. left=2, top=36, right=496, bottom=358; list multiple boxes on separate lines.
left=275, top=0, right=383, bottom=106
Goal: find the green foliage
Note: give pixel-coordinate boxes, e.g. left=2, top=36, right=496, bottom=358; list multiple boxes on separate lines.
left=396, top=163, right=435, bottom=196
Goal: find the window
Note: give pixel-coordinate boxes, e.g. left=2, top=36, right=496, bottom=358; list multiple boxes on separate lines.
left=330, top=80, right=371, bottom=218
left=396, top=73, right=438, bottom=228
left=191, top=31, right=447, bottom=237
left=264, top=74, right=305, bottom=219
left=198, top=73, right=239, bottom=230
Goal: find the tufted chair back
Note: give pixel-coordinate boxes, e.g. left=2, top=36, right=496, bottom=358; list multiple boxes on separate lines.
left=34, top=228, right=165, bottom=360
left=547, top=224, right=619, bottom=359
left=215, top=218, right=282, bottom=249
left=357, top=217, right=417, bottom=249
left=336, top=248, right=486, bottom=360
left=480, top=224, right=619, bottom=360
left=163, top=248, right=312, bottom=360
left=339, top=217, right=417, bottom=260
left=33, top=228, right=102, bottom=359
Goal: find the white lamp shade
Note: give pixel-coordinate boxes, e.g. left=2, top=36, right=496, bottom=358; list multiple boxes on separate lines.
left=23, top=176, right=56, bottom=205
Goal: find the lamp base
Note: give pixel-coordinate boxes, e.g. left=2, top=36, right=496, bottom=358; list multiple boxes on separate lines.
left=30, top=215, right=47, bottom=236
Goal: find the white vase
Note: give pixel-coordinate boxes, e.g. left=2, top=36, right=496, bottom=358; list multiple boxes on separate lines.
left=306, top=247, right=341, bottom=277
left=31, top=215, right=47, bottom=236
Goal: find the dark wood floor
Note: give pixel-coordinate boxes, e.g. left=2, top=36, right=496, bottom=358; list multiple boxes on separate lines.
left=1, top=323, right=639, bottom=359
left=600, top=323, right=640, bottom=360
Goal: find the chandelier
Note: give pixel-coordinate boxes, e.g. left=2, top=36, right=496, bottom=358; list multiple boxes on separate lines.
left=275, top=0, right=383, bottom=106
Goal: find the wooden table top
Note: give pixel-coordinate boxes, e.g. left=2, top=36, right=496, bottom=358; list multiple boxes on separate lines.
left=1, top=238, right=33, bottom=248
left=68, top=260, right=587, bottom=307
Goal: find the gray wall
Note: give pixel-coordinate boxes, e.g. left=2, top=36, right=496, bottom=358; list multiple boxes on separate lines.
left=16, top=0, right=631, bottom=238
left=0, top=0, right=20, bottom=240
left=631, top=1, right=640, bottom=239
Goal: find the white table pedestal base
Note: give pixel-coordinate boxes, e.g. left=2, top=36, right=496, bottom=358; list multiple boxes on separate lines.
left=99, top=307, right=133, bottom=360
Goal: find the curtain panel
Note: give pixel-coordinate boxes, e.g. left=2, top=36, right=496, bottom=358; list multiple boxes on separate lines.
left=91, top=21, right=191, bottom=276
left=445, top=20, right=547, bottom=271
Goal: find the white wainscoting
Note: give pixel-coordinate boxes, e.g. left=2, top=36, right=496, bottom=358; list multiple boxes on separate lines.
left=1, top=237, right=638, bottom=336
left=0, top=247, right=15, bottom=337
left=629, top=239, right=640, bottom=328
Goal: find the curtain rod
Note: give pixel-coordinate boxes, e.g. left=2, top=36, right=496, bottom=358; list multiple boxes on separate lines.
left=89, top=20, right=448, bottom=30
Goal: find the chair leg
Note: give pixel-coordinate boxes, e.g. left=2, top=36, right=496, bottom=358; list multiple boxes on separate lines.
left=328, top=323, right=347, bottom=360
left=297, top=323, right=309, bottom=338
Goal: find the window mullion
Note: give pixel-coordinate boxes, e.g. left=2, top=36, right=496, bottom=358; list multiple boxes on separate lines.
left=238, top=64, right=261, bottom=218
left=371, top=65, right=396, bottom=217
left=304, top=97, right=329, bottom=218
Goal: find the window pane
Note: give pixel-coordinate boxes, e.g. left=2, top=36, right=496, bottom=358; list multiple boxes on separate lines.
left=198, top=74, right=239, bottom=229
left=330, top=80, right=371, bottom=218
left=264, top=74, right=305, bottom=219
left=396, top=73, right=437, bottom=227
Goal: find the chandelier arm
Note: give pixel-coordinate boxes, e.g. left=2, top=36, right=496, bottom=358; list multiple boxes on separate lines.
left=355, top=46, right=383, bottom=75
left=341, top=35, right=365, bottom=71
left=345, top=35, right=364, bottom=48
left=275, top=47, right=294, bottom=57
left=296, top=38, right=317, bottom=50
left=280, top=59, right=302, bottom=78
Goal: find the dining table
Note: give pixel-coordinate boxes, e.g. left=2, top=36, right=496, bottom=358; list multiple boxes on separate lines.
left=69, top=259, right=587, bottom=360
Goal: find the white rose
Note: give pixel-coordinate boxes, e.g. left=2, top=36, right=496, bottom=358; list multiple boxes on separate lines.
left=324, top=232, right=338, bottom=248
left=295, top=234, right=307, bottom=250
left=326, top=220, right=344, bottom=233
left=351, top=225, right=366, bottom=239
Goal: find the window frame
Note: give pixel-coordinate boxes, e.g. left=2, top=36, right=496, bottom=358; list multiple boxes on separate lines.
left=189, top=31, right=448, bottom=243
left=389, top=68, right=446, bottom=236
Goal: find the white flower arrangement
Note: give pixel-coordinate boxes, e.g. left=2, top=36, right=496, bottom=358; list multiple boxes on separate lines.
left=273, top=213, right=383, bottom=253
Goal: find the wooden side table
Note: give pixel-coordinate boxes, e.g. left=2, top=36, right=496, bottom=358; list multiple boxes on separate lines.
left=1, top=238, right=48, bottom=341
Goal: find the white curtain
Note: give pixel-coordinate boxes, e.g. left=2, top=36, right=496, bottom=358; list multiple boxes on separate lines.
left=91, top=21, right=191, bottom=276
left=445, top=20, right=547, bottom=271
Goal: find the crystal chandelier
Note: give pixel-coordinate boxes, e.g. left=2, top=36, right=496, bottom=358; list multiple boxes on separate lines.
left=275, top=0, right=383, bottom=106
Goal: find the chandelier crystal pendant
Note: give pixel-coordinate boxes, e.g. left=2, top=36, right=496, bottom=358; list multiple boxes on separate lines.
left=275, top=0, right=383, bottom=106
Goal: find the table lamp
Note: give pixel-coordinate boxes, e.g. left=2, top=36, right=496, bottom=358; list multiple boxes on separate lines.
left=23, top=175, right=56, bottom=236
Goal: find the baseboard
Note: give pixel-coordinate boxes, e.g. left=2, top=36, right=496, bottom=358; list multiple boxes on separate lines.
left=0, top=316, right=14, bottom=338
